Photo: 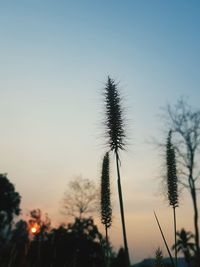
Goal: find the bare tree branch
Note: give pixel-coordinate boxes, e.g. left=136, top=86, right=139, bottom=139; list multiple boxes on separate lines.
left=163, top=98, right=200, bottom=257
left=62, top=176, right=98, bottom=219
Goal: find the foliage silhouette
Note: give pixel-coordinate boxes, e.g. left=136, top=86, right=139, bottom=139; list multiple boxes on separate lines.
left=0, top=179, right=118, bottom=267
left=9, top=220, right=29, bottom=267
left=0, top=173, right=21, bottom=226
left=0, top=173, right=21, bottom=259
left=103, top=76, right=130, bottom=267
left=26, top=209, right=51, bottom=267
left=172, top=229, right=195, bottom=267
left=28, top=209, right=51, bottom=238
left=28, top=217, right=106, bottom=267
left=164, top=99, right=200, bottom=261
left=111, top=247, right=126, bottom=267
left=154, top=247, right=164, bottom=267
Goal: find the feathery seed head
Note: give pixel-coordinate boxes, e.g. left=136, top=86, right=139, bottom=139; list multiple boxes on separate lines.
left=166, top=130, right=178, bottom=208
left=104, top=76, right=126, bottom=152
left=101, top=152, right=112, bottom=228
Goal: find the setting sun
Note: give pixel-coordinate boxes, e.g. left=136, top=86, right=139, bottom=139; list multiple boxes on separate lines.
left=31, top=227, right=37, bottom=234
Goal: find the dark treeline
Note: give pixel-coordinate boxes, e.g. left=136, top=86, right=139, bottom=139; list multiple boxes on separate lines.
left=0, top=173, right=126, bottom=267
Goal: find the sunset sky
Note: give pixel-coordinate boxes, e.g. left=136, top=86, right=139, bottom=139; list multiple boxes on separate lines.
left=0, top=0, right=200, bottom=264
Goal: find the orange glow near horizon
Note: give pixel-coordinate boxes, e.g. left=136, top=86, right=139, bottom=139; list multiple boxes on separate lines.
left=29, top=223, right=40, bottom=235
left=31, top=227, right=37, bottom=234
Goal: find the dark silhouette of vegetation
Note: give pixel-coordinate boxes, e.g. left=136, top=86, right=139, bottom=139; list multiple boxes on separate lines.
left=166, top=130, right=179, bottom=266
left=1, top=213, right=114, bottom=266
left=0, top=173, right=21, bottom=259
left=0, top=175, right=125, bottom=267
left=111, top=247, right=126, bottom=267
left=154, top=247, right=164, bottom=267
left=28, top=209, right=51, bottom=266
left=0, top=173, right=21, bottom=226
left=9, top=220, right=29, bottom=266
left=172, top=229, right=195, bottom=267
left=103, top=76, right=130, bottom=267
left=29, top=209, right=51, bottom=237
left=21, top=216, right=104, bottom=267
left=101, top=152, right=112, bottom=266
left=63, top=176, right=98, bottom=218
left=165, top=99, right=200, bottom=263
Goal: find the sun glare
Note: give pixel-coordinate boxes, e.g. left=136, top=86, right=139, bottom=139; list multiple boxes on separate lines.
left=31, top=227, right=37, bottom=234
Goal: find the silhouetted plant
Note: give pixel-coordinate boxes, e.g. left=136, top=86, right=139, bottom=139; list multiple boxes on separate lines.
left=9, top=220, right=29, bottom=267
left=164, top=99, right=200, bottom=260
left=101, top=152, right=112, bottom=241
left=0, top=173, right=21, bottom=256
left=0, top=174, right=21, bottom=226
left=172, top=229, right=195, bottom=267
left=29, top=209, right=51, bottom=238
left=166, top=130, right=179, bottom=266
left=28, top=209, right=51, bottom=267
left=0, top=174, right=21, bottom=266
left=154, top=247, right=164, bottom=267
left=63, top=176, right=98, bottom=219
left=26, top=217, right=105, bottom=267
left=103, top=76, right=130, bottom=267
left=111, top=247, right=126, bottom=267
left=101, top=152, right=112, bottom=266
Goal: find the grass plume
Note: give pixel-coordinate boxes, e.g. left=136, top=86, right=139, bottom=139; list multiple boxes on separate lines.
left=104, top=76, right=126, bottom=152
left=101, top=152, right=112, bottom=238
left=103, top=76, right=130, bottom=267
left=166, top=130, right=178, bottom=267
left=101, top=151, right=112, bottom=266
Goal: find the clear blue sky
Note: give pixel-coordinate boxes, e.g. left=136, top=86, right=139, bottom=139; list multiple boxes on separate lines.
left=0, top=0, right=200, bottom=263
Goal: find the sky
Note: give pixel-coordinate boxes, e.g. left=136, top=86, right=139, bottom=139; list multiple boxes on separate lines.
left=0, top=0, right=200, bottom=263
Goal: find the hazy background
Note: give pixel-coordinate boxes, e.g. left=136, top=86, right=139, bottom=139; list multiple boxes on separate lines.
left=0, top=0, right=200, bottom=263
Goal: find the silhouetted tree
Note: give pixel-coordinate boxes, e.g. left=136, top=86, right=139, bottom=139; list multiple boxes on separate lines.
left=164, top=99, right=200, bottom=262
left=67, top=217, right=107, bottom=267
left=63, top=176, right=98, bottom=219
left=154, top=247, right=164, bottom=267
left=8, top=220, right=29, bottom=267
left=166, top=130, right=179, bottom=266
left=103, top=76, right=130, bottom=267
left=172, top=229, right=195, bottom=267
left=0, top=174, right=21, bottom=266
left=0, top=173, right=21, bottom=249
left=27, top=209, right=51, bottom=267
left=28, top=209, right=51, bottom=238
left=35, top=217, right=106, bottom=267
left=0, top=173, right=21, bottom=225
left=111, top=247, right=126, bottom=267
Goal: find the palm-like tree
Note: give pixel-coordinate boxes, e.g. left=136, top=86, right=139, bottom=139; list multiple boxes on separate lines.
left=172, top=229, right=195, bottom=267
left=103, top=77, right=130, bottom=267
left=154, top=247, right=164, bottom=267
